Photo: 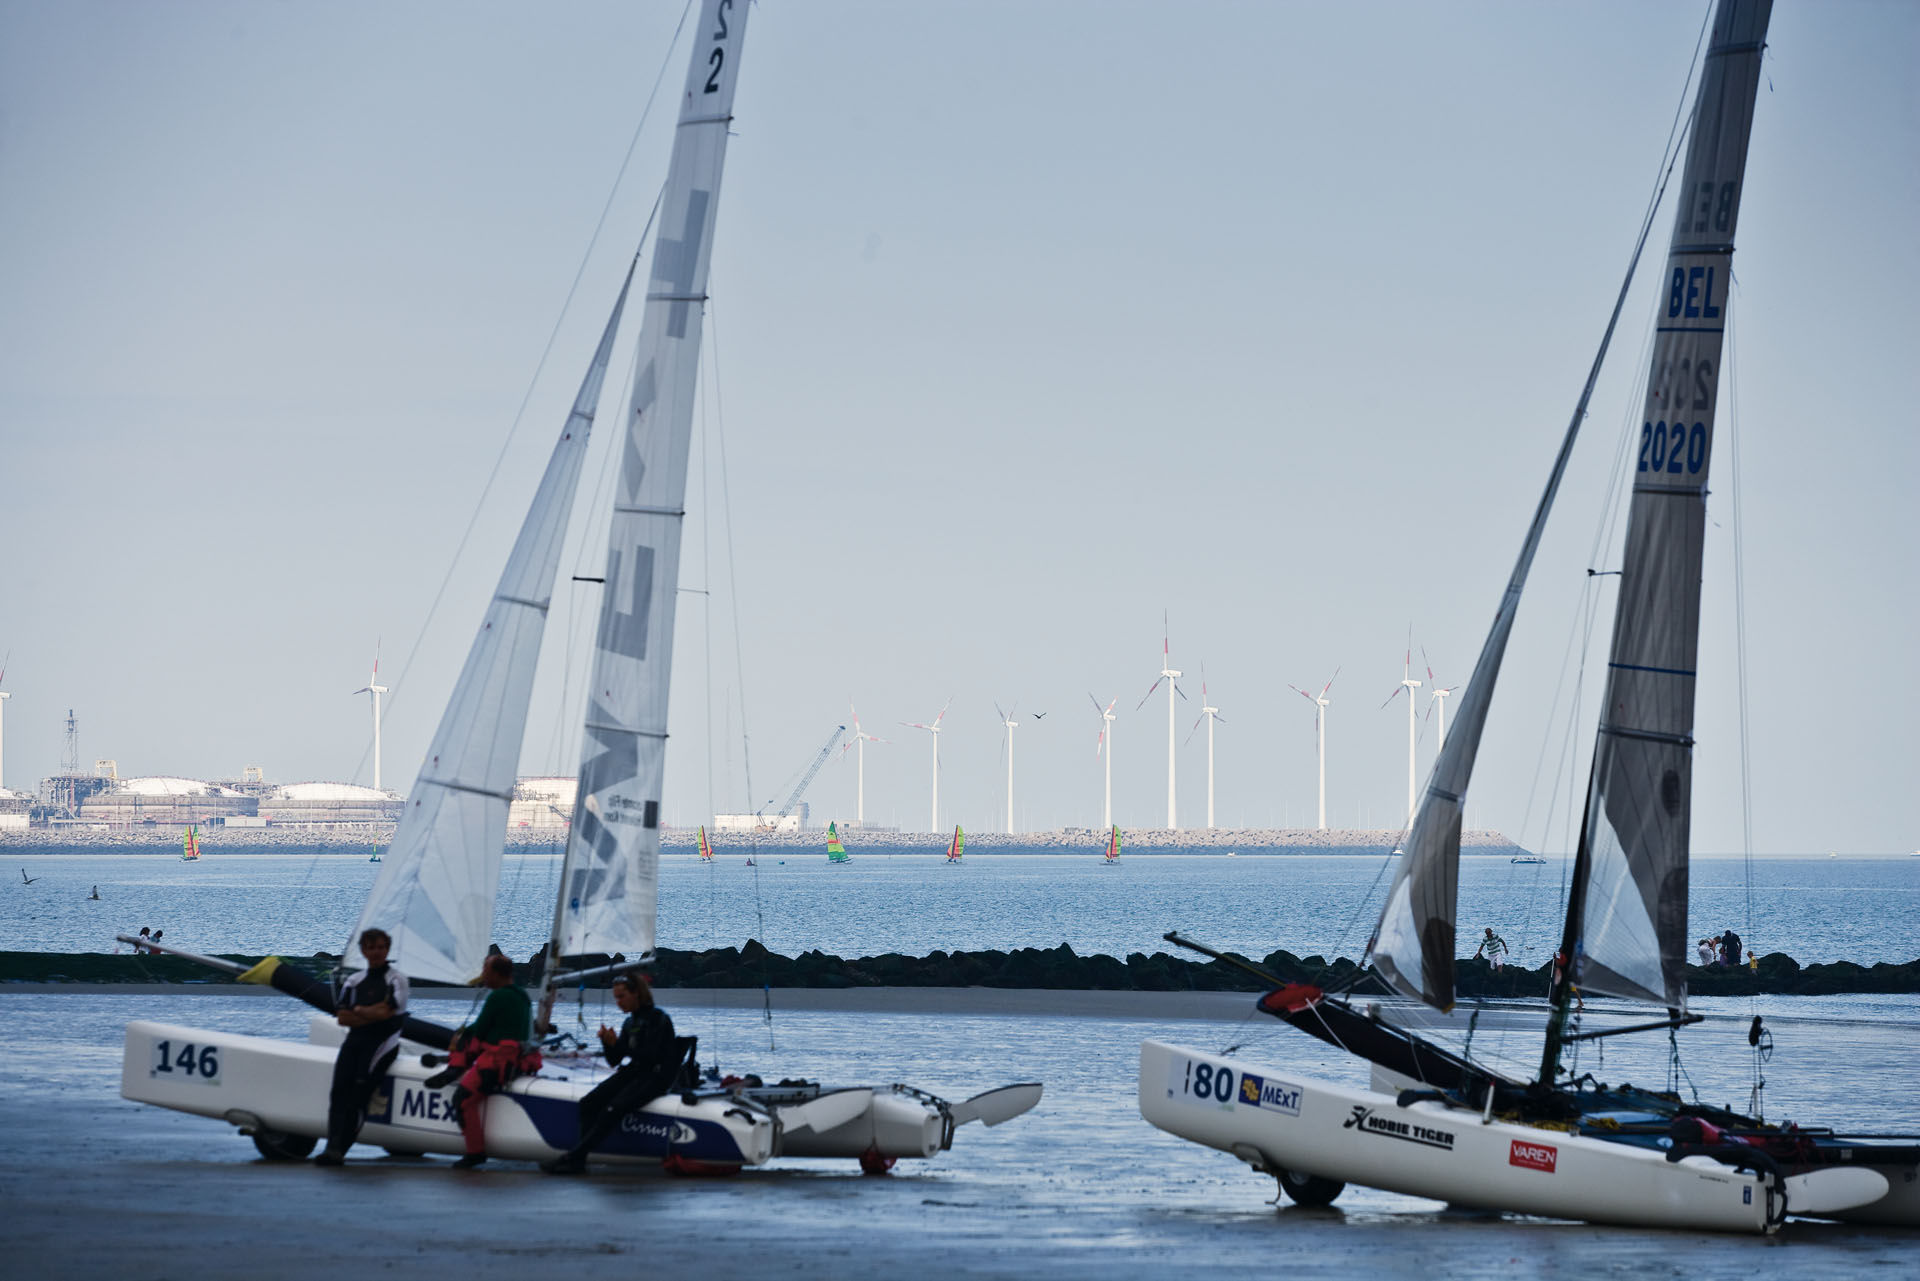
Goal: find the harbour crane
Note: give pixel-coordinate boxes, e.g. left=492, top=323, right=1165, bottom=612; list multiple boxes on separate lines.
left=758, top=724, right=847, bottom=821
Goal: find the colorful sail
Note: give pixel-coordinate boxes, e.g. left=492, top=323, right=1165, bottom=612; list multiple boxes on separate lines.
left=1104, top=825, right=1120, bottom=863
left=946, top=825, right=964, bottom=862
left=697, top=825, right=714, bottom=861
left=181, top=826, right=200, bottom=861
left=827, top=821, right=849, bottom=863
left=551, top=0, right=752, bottom=961
left=1569, top=0, right=1771, bottom=1010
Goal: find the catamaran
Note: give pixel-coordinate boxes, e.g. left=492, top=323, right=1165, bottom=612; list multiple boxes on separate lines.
left=697, top=824, right=713, bottom=862
left=180, top=827, right=200, bottom=862
left=119, top=0, right=1037, bottom=1172
left=1103, top=825, right=1120, bottom=866
left=945, top=825, right=964, bottom=864
left=827, top=821, right=851, bottom=863
left=1139, top=0, right=1914, bottom=1232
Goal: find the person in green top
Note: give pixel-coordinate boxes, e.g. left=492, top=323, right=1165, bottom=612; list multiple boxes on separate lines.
left=445, top=952, right=534, bottom=1169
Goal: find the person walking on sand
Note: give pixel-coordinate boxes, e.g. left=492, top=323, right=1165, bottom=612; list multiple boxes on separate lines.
left=315, top=928, right=408, bottom=1166
left=1472, top=928, right=1509, bottom=972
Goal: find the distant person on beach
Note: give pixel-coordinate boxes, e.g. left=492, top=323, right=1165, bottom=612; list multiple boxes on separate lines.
left=434, top=953, right=535, bottom=1170
left=1720, top=929, right=1742, bottom=968
left=1697, top=938, right=1716, bottom=966
left=136, top=927, right=151, bottom=949
left=1473, top=928, right=1509, bottom=972
left=315, top=927, right=408, bottom=1167
left=542, top=974, right=679, bottom=1174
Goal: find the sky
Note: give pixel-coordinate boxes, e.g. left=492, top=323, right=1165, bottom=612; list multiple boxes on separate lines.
left=1, top=1, right=1914, bottom=854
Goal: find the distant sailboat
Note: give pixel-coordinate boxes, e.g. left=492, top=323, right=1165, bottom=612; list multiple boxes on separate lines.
left=698, top=825, right=714, bottom=862
left=1511, top=855, right=1547, bottom=865
left=368, top=843, right=383, bottom=863
left=827, top=821, right=850, bottom=863
left=945, top=825, right=964, bottom=864
left=180, top=827, right=200, bottom=862
left=1103, top=825, right=1120, bottom=866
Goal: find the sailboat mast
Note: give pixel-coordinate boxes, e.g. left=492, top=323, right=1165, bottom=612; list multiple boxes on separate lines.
left=545, top=0, right=751, bottom=991
left=1538, top=763, right=1598, bottom=1082
left=1552, top=0, right=1770, bottom=1021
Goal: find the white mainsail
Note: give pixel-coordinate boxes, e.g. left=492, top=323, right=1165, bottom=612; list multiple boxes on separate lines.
left=1574, top=0, right=1770, bottom=1008
left=355, top=262, right=638, bottom=984
left=552, top=0, right=747, bottom=961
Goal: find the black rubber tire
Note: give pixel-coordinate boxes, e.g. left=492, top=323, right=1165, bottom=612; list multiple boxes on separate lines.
left=1277, top=1168, right=1345, bottom=1207
left=250, top=1129, right=318, bottom=1161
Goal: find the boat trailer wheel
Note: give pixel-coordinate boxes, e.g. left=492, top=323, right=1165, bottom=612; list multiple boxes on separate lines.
left=1276, top=1167, right=1345, bottom=1207
left=250, top=1129, right=318, bottom=1162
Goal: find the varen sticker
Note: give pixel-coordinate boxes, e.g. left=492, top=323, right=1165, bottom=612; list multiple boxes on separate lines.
left=1509, top=1139, right=1558, bottom=1173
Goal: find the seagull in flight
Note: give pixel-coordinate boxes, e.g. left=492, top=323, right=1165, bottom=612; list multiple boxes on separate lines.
left=20, top=869, right=36, bottom=885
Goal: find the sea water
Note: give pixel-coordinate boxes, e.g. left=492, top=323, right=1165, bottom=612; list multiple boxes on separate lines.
left=4, top=849, right=1913, bottom=965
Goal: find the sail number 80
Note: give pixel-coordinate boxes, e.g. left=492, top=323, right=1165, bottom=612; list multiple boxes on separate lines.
left=151, top=1038, right=221, bottom=1084
left=1637, top=420, right=1707, bottom=475
left=1182, top=1059, right=1235, bottom=1103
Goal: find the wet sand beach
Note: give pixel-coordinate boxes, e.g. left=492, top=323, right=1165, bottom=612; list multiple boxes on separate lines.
left=2, top=990, right=1911, bottom=1279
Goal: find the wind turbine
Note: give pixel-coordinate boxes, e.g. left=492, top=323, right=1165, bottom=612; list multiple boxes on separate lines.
left=0, top=650, right=10, bottom=792
left=900, top=697, right=952, bottom=832
left=1422, top=648, right=1460, bottom=754
left=848, top=702, right=889, bottom=826
left=1089, top=693, right=1117, bottom=829
left=1380, top=634, right=1421, bottom=827
left=1287, top=668, right=1339, bottom=830
left=1135, top=614, right=1185, bottom=829
left=352, top=641, right=388, bottom=792
left=995, top=702, right=1019, bottom=834
left=1185, top=671, right=1224, bottom=829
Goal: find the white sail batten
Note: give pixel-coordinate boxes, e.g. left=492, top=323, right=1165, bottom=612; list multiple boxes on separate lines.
left=355, top=263, right=638, bottom=984
left=1574, top=0, right=1771, bottom=1009
left=554, top=0, right=747, bottom=961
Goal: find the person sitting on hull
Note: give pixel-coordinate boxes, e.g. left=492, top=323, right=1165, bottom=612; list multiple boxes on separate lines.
left=542, top=973, right=679, bottom=1174
left=431, top=953, right=538, bottom=1170
left=315, top=928, right=409, bottom=1166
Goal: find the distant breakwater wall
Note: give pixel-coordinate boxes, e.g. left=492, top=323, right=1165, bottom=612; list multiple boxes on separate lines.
left=0, top=827, right=1525, bottom=856
left=7, top=944, right=1914, bottom=998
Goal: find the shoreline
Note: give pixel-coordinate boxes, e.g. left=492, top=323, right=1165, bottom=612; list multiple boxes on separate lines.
left=8, top=944, right=1915, bottom=997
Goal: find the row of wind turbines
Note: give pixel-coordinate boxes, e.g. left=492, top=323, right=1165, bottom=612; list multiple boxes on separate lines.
left=844, top=620, right=1461, bottom=836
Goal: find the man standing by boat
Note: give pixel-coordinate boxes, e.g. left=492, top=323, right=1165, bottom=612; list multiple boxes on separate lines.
left=316, top=927, right=408, bottom=1166
left=440, top=953, right=535, bottom=1169
left=542, top=974, right=679, bottom=1174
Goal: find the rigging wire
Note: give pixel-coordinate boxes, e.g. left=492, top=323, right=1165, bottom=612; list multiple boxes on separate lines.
left=346, top=0, right=698, bottom=772
left=704, top=296, right=776, bottom=1053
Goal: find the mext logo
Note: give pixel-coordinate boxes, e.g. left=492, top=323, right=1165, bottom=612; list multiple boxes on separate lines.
left=1509, top=1139, right=1558, bottom=1173
left=1236, top=1071, right=1302, bottom=1117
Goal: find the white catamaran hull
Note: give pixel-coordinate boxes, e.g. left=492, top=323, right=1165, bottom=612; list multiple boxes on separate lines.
left=126, top=1019, right=1038, bottom=1168
left=1140, top=1041, right=1792, bottom=1233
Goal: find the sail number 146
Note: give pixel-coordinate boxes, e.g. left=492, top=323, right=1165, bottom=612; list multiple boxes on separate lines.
left=150, top=1038, right=221, bottom=1084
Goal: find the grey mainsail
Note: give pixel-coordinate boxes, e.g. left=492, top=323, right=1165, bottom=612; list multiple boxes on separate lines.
left=1573, top=0, right=1771, bottom=1009
left=355, top=261, right=638, bottom=984
left=1366, top=5, right=1763, bottom=1012
left=550, top=0, right=747, bottom=962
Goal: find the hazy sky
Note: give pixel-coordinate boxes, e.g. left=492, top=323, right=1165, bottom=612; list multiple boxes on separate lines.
left=1, top=1, right=1914, bottom=854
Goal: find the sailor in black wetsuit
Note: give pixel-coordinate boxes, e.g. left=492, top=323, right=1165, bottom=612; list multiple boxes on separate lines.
left=542, top=973, right=679, bottom=1173
left=315, top=927, right=409, bottom=1166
